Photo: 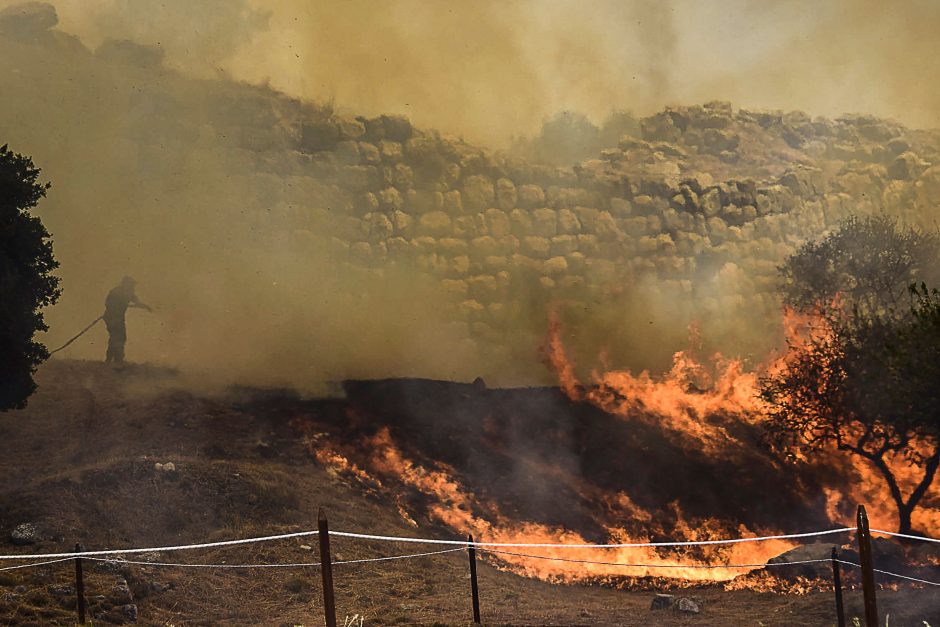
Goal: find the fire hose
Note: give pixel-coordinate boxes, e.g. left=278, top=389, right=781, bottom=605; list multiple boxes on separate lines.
left=48, top=315, right=103, bottom=355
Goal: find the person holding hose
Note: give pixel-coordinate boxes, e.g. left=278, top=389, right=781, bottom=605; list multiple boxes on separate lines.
left=103, top=276, right=151, bottom=364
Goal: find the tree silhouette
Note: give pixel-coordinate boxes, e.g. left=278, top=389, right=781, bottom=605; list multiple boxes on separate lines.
left=763, top=217, right=940, bottom=534
left=0, top=144, right=60, bottom=410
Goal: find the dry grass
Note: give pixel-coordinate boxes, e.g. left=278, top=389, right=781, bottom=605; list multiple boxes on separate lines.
left=0, top=360, right=936, bottom=625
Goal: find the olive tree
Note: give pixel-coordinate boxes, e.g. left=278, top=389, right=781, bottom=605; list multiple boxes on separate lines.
left=0, top=144, right=60, bottom=410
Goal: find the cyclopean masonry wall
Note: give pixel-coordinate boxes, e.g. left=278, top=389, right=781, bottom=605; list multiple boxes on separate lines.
left=265, top=101, right=940, bottom=365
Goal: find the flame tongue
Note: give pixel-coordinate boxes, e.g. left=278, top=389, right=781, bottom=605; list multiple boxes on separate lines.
left=291, top=308, right=939, bottom=591
left=300, top=424, right=798, bottom=586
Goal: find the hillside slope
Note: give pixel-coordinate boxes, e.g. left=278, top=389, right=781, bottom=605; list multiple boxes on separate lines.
left=0, top=361, right=937, bottom=626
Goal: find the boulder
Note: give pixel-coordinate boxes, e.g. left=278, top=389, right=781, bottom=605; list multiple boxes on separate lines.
left=483, top=255, right=508, bottom=273
left=379, top=140, right=403, bottom=163
left=334, top=141, right=360, bottom=166
left=437, top=238, right=468, bottom=255
left=550, top=235, right=579, bottom=257
left=453, top=215, right=477, bottom=239
left=392, top=163, right=414, bottom=189
left=650, top=594, right=674, bottom=610
left=337, top=117, right=366, bottom=140
left=390, top=210, right=413, bottom=236
left=381, top=115, right=413, bottom=142
left=557, top=208, right=581, bottom=235
left=509, top=208, right=533, bottom=236
left=577, top=234, right=599, bottom=255
left=386, top=236, right=410, bottom=257
left=442, top=190, right=463, bottom=214
left=521, top=236, right=551, bottom=259
left=542, top=256, right=569, bottom=276
left=594, top=211, right=620, bottom=241
left=365, top=213, right=394, bottom=241
left=531, top=208, right=558, bottom=237
left=299, top=120, right=339, bottom=152
left=497, top=235, right=520, bottom=255
left=417, top=211, right=453, bottom=237
left=462, top=175, right=495, bottom=212
left=517, top=184, right=545, bottom=209
left=888, top=151, right=927, bottom=180
left=378, top=187, right=404, bottom=212
left=339, top=165, right=381, bottom=193
left=483, top=208, right=511, bottom=238
left=495, top=178, right=517, bottom=211
left=10, top=523, right=38, bottom=546
left=609, top=197, right=632, bottom=217
left=358, top=141, right=381, bottom=165
left=470, top=236, right=500, bottom=258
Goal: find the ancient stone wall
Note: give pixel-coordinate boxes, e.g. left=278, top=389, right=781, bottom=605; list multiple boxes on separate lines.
left=251, top=103, right=940, bottom=361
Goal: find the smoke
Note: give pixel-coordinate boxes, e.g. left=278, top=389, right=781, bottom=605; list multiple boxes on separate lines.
left=92, top=0, right=270, bottom=75
left=2, top=0, right=939, bottom=390
left=6, top=0, right=940, bottom=144
left=0, top=6, right=492, bottom=392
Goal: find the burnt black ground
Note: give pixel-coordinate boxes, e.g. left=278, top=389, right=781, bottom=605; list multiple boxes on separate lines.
left=0, top=360, right=936, bottom=626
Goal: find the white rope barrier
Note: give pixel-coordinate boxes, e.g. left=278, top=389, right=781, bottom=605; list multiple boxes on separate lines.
left=481, top=548, right=832, bottom=570
left=0, top=557, right=74, bottom=572
left=836, top=559, right=940, bottom=587
left=327, top=526, right=857, bottom=548
left=0, top=526, right=858, bottom=560
left=870, top=529, right=940, bottom=544
left=84, top=547, right=466, bottom=570
left=0, top=530, right=320, bottom=560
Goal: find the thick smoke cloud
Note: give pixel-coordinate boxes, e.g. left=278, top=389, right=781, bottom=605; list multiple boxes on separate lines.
left=2, top=0, right=939, bottom=391
left=92, top=0, right=270, bottom=75
left=0, top=5, right=485, bottom=391
left=8, top=0, right=940, bottom=146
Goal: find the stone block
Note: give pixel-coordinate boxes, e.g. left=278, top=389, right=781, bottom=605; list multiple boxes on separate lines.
left=542, top=256, right=569, bottom=275
left=521, top=236, right=551, bottom=258
left=557, top=208, right=581, bottom=235
left=462, top=175, right=495, bottom=212
left=532, top=208, right=558, bottom=237
left=417, top=211, right=453, bottom=237
left=378, top=187, right=404, bottom=211
left=496, top=178, right=518, bottom=210
left=509, top=208, right=533, bottom=236
left=550, top=235, right=579, bottom=257
left=517, top=184, right=545, bottom=209
left=484, top=208, right=512, bottom=238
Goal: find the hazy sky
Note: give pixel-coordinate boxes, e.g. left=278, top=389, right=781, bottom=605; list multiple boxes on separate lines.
left=11, top=0, right=938, bottom=146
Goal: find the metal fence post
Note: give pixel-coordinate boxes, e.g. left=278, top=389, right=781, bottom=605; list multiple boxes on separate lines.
left=74, top=543, right=86, bottom=625
left=318, top=508, right=337, bottom=627
left=856, top=505, right=878, bottom=627
left=468, top=534, right=481, bottom=624
left=831, top=546, right=845, bottom=627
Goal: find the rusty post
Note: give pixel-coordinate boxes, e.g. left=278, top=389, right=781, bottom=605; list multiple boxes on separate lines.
left=74, top=543, right=86, bottom=625
left=831, top=546, right=845, bottom=627
left=318, top=508, right=337, bottom=627
left=468, top=534, right=481, bottom=624
left=856, top=505, right=878, bottom=627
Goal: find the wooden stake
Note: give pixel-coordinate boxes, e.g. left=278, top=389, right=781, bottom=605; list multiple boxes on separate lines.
left=831, top=546, right=845, bottom=627
left=74, top=543, right=86, bottom=626
left=468, top=534, right=481, bottom=624
left=856, top=505, right=878, bottom=627
left=318, top=508, right=337, bottom=627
